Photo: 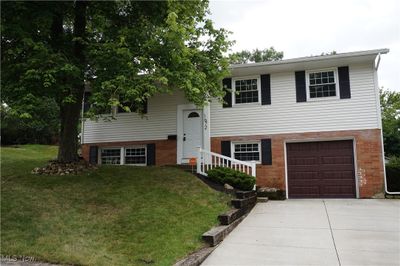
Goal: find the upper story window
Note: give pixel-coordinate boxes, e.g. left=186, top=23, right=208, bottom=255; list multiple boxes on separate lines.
left=232, top=142, right=260, bottom=162
left=234, top=78, right=259, bottom=104
left=307, top=70, right=338, bottom=99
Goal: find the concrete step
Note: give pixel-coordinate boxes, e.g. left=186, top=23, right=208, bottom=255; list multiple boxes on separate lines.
left=202, top=215, right=246, bottom=246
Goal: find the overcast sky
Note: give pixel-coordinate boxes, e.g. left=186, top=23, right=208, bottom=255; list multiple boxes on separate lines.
left=209, top=0, right=400, bottom=91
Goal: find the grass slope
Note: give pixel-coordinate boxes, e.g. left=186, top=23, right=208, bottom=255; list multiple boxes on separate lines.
left=1, top=145, right=230, bottom=266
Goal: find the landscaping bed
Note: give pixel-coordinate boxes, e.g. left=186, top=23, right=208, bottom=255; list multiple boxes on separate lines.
left=1, top=145, right=231, bottom=266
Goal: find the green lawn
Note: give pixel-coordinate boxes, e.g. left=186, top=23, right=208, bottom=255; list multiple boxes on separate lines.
left=1, top=145, right=230, bottom=266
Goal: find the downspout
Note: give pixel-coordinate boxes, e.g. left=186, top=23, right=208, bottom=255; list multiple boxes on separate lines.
left=374, top=53, right=400, bottom=194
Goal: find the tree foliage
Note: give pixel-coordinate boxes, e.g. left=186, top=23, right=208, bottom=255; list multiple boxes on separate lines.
left=1, top=98, right=59, bottom=145
left=1, top=1, right=232, bottom=162
left=229, top=47, right=283, bottom=64
left=380, top=88, right=400, bottom=156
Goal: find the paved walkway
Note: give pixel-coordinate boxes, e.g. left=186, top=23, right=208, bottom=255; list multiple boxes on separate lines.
left=202, top=199, right=400, bottom=266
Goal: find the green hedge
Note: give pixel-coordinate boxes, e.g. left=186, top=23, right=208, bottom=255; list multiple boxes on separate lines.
left=207, top=167, right=255, bottom=191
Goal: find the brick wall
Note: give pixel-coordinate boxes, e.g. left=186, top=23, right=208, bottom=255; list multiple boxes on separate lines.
left=81, top=139, right=177, bottom=166
left=211, top=129, right=385, bottom=198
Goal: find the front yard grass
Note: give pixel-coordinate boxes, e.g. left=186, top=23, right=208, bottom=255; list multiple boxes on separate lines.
left=1, top=145, right=231, bottom=266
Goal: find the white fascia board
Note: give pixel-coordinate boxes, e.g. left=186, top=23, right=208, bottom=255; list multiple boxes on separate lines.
left=229, top=48, right=390, bottom=70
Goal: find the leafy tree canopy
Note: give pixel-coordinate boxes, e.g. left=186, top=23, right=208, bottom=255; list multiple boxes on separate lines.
left=228, top=47, right=283, bottom=64
left=1, top=1, right=232, bottom=162
left=380, top=88, right=400, bottom=157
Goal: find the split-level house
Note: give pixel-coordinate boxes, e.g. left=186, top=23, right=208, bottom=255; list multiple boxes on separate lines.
left=81, top=49, right=389, bottom=199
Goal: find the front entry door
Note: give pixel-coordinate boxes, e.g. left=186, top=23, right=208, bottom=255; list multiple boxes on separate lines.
left=182, top=110, right=202, bottom=160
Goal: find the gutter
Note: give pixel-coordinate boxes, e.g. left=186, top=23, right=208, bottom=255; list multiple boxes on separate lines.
left=230, top=48, right=390, bottom=70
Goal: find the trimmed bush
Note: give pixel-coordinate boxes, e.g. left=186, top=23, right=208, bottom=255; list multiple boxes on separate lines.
left=386, top=156, right=400, bottom=192
left=207, top=167, right=255, bottom=191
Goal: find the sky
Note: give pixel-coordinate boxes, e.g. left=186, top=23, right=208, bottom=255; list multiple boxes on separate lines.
left=209, top=0, right=400, bottom=91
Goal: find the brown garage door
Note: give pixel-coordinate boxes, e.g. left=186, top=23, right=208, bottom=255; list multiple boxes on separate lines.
left=287, top=140, right=356, bottom=198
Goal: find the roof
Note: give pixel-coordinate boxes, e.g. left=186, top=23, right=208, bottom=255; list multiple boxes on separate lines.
left=229, top=48, right=389, bottom=76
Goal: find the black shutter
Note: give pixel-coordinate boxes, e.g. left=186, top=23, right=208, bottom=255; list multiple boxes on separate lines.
left=295, top=71, right=307, bottom=102
left=143, top=99, right=148, bottom=114
left=221, top=141, right=231, bottom=157
left=89, top=146, right=98, bottom=164
left=146, top=143, right=156, bottom=166
left=338, top=66, right=351, bottom=99
left=261, top=139, right=272, bottom=165
left=261, top=74, right=271, bottom=105
left=222, top=78, right=232, bottom=108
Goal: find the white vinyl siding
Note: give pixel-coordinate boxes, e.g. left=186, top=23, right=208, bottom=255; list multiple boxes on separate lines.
left=210, top=63, right=380, bottom=137
left=83, top=63, right=380, bottom=144
left=82, top=91, right=189, bottom=143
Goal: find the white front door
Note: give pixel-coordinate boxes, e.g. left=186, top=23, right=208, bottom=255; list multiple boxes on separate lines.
left=182, top=109, right=202, bottom=160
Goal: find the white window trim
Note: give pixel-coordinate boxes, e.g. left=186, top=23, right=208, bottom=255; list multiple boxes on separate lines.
left=306, top=68, right=340, bottom=102
left=100, top=147, right=123, bottom=165
left=232, top=76, right=261, bottom=106
left=231, top=141, right=262, bottom=164
left=124, top=145, right=147, bottom=166
left=100, top=146, right=147, bottom=166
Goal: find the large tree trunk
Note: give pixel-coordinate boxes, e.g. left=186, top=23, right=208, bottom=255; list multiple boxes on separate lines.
left=57, top=0, right=88, bottom=163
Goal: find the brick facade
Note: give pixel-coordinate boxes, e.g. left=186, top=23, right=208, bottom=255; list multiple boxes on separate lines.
left=82, top=129, right=384, bottom=198
left=82, top=139, right=177, bottom=166
left=211, top=129, right=385, bottom=198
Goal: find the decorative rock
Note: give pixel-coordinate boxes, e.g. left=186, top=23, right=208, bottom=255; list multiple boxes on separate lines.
left=31, top=159, right=96, bottom=176
left=224, top=183, right=234, bottom=190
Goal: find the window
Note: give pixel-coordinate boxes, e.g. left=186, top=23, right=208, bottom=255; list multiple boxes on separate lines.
left=101, top=148, right=121, bottom=165
left=125, top=147, right=146, bottom=165
left=233, top=142, right=260, bottom=161
left=308, top=70, right=337, bottom=99
left=187, top=111, right=200, bottom=118
left=100, top=146, right=147, bottom=165
left=234, top=78, right=259, bottom=104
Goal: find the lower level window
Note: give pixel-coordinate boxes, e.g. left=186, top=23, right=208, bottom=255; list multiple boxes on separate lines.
left=233, top=143, right=260, bottom=161
left=125, top=147, right=146, bottom=165
left=101, top=148, right=121, bottom=165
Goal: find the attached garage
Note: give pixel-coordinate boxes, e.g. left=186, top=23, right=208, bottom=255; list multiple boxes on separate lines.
left=286, top=140, right=356, bottom=198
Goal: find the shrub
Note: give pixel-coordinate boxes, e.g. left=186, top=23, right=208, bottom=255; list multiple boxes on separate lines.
left=386, top=156, right=400, bottom=192
left=207, top=167, right=255, bottom=191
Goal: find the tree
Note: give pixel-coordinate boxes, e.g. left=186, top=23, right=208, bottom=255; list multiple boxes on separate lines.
left=380, top=88, right=400, bottom=156
left=229, top=47, right=283, bottom=64
left=1, top=1, right=232, bottom=162
left=1, top=97, right=59, bottom=145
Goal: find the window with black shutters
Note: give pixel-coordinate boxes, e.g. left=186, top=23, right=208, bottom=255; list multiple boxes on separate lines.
left=233, top=78, right=260, bottom=104
left=232, top=142, right=260, bottom=162
left=307, top=69, right=338, bottom=99
left=125, top=146, right=146, bottom=165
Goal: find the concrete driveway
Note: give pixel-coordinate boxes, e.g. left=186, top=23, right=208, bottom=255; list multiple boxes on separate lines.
left=202, top=199, right=400, bottom=266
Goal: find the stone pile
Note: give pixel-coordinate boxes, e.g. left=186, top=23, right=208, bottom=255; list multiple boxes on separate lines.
left=32, top=159, right=97, bottom=175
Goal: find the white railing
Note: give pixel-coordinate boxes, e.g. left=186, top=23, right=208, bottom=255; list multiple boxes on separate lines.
left=196, top=147, right=256, bottom=177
